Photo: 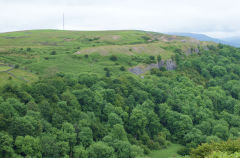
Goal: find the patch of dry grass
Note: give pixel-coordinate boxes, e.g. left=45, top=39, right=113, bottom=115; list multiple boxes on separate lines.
left=75, top=42, right=175, bottom=60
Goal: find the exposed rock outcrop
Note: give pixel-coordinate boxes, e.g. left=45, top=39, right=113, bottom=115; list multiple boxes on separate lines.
left=157, top=59, right=176, bottom=70
left=185, top=47, right=200, bottom=55
left=129, top=59, right=176, bottom=75
left=129, top=67, right=145, bottom=75
left=165, top=60, right=177, bottom=70
left=129, top=63, right=158, bottom=75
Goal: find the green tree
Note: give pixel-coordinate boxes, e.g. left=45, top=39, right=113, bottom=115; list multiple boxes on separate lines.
left=40, top=133, right=59, bottom=158
left=15, top=135, right=41, bottom=157
left=165, top=110, right=193, bottom=142
left=6, top=98, right=27, bottom=116
left=10, top=116, right=42, bottom=137
left=73, top=145, right=88, bottom=158
left=0, top=132, right=14, bottom=158
left=88, top=141, right=115, bottom=158
left=130, top=145, right=144, bottom=158
left=108, top=113, right=123, bottom=127
left=212, top=124, right=229, bottom=140
left=110, top=124, right=128, bottom=141
left=184, top=128, right=205, bottom=147
left=78, top=127, right=93, bottom=148
left=0, top=98, right=18, bottom=130
left=58, top=122, right=77, bottom=157
left=112, top=140, right=132, bottom=158
left=56, top=141, right=69, bottom=157
left=129, top=108, right=147, bottom=139
left=211, top=65, right=227, bottom=77
left=207, top=151, right=240, bottom=158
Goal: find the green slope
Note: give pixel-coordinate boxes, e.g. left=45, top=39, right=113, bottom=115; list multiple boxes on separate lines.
left=0, top=30, right=162, bottom=48
left=0, top=29, right=211, bottom=83
left=1, top=29, right=240, bottom=158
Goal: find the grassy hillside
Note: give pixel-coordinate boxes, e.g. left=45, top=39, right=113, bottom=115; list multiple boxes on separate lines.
left=2, top=29, right=240, bottom=158
left=0, top=29, right=195, bottom=48
left=0, top=29, right=211, bottom=84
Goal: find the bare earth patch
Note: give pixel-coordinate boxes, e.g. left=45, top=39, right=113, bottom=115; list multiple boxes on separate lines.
left=100, top=35, right=121, bottom=41
left=112, top=35, right=121, bottom=40
left=0, top=48, right=7, bottom=52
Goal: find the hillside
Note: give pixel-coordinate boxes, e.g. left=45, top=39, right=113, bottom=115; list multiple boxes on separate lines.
left=1, top=30, right=240, bottom=158
left=0, top=30, right=210, bottom=85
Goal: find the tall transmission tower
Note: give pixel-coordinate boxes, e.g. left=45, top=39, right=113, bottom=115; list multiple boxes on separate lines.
left=63, top=13, right=65, bottom=30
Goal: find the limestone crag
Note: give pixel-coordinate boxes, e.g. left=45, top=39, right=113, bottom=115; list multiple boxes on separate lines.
left=129, top=59, right=176, bottom=75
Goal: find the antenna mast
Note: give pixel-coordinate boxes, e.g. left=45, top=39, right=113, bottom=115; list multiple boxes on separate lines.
left=63, top=12, right=65, bottom=30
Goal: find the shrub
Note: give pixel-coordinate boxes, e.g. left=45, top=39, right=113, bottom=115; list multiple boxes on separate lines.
left=51, top=51, right=56, bottom=55
left=120, top=66, right=126, bottom=71
left=207, top=151, right=240, bottom=158
left=174, top=48, right=182, bottom=54
left=218, top=44, right=224, bottom=49
left=106, top=70, right=111, bottom=77
left=26, top=48, right=31, bottom=52
left=150, top=68, right=159, bottom=75
left=177, top=147, right=190, bottom=156
left=157, top=55, right=162, bottom=62
left=57, top=72, right=65, bottom=77
left=211, top=65, right=227, bottom=77
left=191, top=139, right=240, bottom=158
left=207, top=45, right=217, bottom=51
left=110, top=55, right=118, bottom=61
left=149, top=56, right=155, bottom=61
left=160, top=66, right=166, bottom=71
left=104, top=68, right=109, bottom=71
left=142, top=36, right=151, bottom=41
left=15, top=64, right=19, bottom=68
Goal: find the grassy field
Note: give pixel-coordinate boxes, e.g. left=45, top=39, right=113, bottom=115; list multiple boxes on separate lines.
left=0, top=67, right=38, bottom=87
left=10, top=69, right=38, bottom=82
left=0, top=29, right=205, bottom=50
left=75, top=42, right=175, bottom=60
left=150, top=144, right=189, bottom=158
left=0, top=72, right=19, bottom=86
left=0, top=29, right=212, bottom=84
left=0, top=30, right=163, bottom=48
left=0, top=65, right=12, bottom=71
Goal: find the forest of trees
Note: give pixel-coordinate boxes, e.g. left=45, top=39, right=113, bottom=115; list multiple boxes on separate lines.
left=1, top=44, right=240, bottom=157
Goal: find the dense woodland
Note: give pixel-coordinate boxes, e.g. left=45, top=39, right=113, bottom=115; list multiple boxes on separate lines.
left=2, top=42, right=240, bottom=158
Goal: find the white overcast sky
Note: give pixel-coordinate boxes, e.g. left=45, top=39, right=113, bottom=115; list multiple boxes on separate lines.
left=0, top=0, right=240, bottom=38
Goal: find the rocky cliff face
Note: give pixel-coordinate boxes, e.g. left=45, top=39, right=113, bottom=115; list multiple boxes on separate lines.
left=165, top=60, right=177, bottom=70
left=129, top=46, right=203, bottom=75
left=185, top=47, right=200, bottom=55
left=129, top=63, right=158, bottom=75
left=129, top=59, right=176, bottom=75
left=158, top=59, right=176, bottom=70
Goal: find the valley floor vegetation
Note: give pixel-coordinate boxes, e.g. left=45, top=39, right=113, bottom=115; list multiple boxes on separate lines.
left=1, top=30, right=240, bottom=158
